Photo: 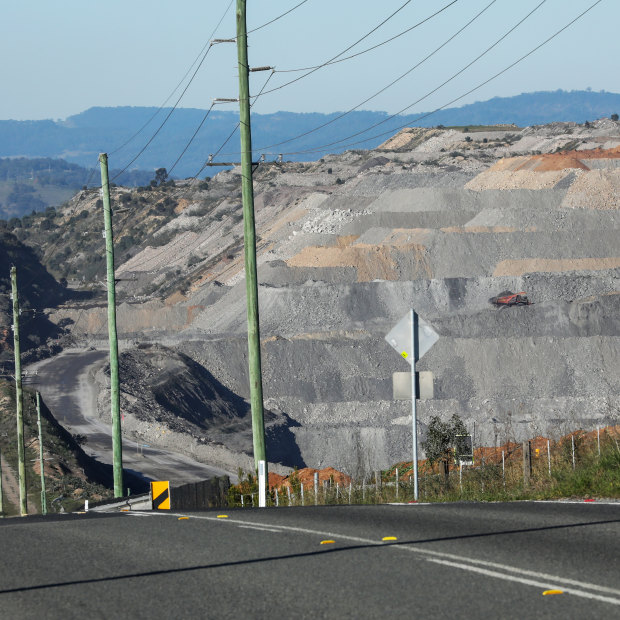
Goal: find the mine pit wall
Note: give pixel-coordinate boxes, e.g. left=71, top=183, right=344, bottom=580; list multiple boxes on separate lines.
left=176, top=273, right=619, bottom=477
left=44, top=173, right=620, bottom=476
left=51, top=274, right=619, bottom=476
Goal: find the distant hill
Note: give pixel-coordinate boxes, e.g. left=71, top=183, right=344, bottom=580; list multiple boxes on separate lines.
left=0, top=157, right=154, bottom=218
left=1, top=90, right=619, bottom=178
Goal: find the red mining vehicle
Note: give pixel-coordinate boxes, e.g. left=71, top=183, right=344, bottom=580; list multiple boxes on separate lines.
left=490, top=291, right=531, bottom=307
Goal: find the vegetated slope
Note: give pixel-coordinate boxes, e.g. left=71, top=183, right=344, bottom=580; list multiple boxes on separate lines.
left=1, top=90, right=619, bottom=176
left=0, top=231, right=70, bottom=362
left=0, top=157, right=154, bottom=219
left=16, top=117, right=620, bottom=477
left=0, top=382, right=114, bottom=515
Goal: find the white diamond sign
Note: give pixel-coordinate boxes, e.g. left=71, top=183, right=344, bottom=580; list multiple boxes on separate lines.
left=385, top=310, right=439, bottom=365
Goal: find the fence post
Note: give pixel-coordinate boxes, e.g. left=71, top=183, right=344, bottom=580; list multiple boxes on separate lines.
left=522, top=440, right=531, bottom=486
left=241, top=494, right=244, bottom=508
left=314, top=472, right=318, bottom=506
left=459, top=462, right=463, bottom=492
left=336, top=482, right=340, bottom=502
left=571, top=435, right=575, bottom=470
left=547, top=439, right=551, bottom=476
left=287, top=485, right=292, bottom=506
left=301, top=484, right=304, bottom=506
left=502, top=450, right=505, bottom=488
left=375, top=470, right=381, bottom=502
left=348, top=481, right=352, bottom=504
left=362, top=478, right=366, bottom=502
left=275, top=488, right=279, bottom=507
left=395, top=467, right=399, bottom=500
left=597, top=427, right=601, bottom=457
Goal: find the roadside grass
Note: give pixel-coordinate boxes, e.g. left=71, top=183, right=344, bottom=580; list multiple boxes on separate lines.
left=0, top=380, right=112, bottom=517
left=229, top=427, right=619, bottom=508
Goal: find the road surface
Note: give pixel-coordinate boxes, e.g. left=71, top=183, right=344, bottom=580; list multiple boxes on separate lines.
left=0, top=502, right=618, bottom=618
left=28, top=349, right=234, bottom=486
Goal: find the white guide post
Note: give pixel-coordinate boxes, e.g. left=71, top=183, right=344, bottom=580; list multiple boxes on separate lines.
left=258, top=460, right=266, bottom=508
left=410, top=309, right=419, bottom=501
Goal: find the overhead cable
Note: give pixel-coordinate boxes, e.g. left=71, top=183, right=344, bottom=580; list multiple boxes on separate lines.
left=109, top=0, right=234, bottom=157
left=273, top=0, right=550, bottom=154
left=276, top=0, right=459, bottom=73
left=282, top=0, right=604, bottom=156
left=253, top=0, right=496, bottom=153
left=111, top=43, right=215, bottom=180
left=248, top=0, right=311, bottom=34
left=252, top=0, right=416, bottom=98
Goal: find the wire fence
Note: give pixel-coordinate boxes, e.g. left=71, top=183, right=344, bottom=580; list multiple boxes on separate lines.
left=230, top=427, right=619, bottom=508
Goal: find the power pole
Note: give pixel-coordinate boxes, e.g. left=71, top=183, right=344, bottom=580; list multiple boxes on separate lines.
left=236, top=1, right=267, bottom=477
left=10, top=267, right=28, bottom=516
left=36, top=392, right=47, bottom=515
left=99, top=154, right=124, bottom=497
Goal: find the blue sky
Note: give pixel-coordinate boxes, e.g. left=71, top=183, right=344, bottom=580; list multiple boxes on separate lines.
left=1, top=0, right=616, bottom=121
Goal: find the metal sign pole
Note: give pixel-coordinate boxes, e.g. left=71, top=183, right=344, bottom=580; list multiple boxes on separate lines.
left=411, top=309, right=419, bottom=501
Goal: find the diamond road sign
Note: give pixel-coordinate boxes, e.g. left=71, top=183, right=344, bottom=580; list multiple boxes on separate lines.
left=385, top=311, right=439, bottom=365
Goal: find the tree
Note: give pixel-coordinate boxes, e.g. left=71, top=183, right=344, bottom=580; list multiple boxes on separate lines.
left=612, top=113, right=619, bottom=121
left=422, top=414, right=469, bottom=488
left=154, top=168, right=168, bottom=186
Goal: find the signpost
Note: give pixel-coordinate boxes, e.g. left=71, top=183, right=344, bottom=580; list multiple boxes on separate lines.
left=385, top=310, right=439, bottom=501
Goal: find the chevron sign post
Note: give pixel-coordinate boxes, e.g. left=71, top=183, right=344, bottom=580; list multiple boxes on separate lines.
left=385, top=310, right=439, bottom=501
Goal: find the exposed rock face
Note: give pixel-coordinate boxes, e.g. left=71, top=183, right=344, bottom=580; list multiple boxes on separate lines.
left=52, top=120, right=620, bottom=476
left=92, top=344, right=303, bottom=472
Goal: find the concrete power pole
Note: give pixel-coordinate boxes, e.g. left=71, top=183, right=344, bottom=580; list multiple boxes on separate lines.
left=10, top=266, right=28, bottom=516
left=99, top=154, right=124, bottom=497
left=236, top=0, right=267, bottom=476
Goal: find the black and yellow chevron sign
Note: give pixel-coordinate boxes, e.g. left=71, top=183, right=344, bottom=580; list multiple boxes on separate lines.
left=151, top=481, right=171, bottom=510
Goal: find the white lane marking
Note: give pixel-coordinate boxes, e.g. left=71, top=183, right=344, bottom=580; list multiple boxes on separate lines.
left=237, top=525, right=282, bottom=533
left=412, top=550, right=620, bottom=597
left=533, top=500, right=620, bottom=505
left=426, top=558, right=620, bottom=606
left=131, top=511, right=620, bottom=602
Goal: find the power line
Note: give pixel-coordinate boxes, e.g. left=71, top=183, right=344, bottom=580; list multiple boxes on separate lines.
left=282, top=0, right=604, bottom=156
left=276, top=0, right=459, bottom=73
left=110, top=43, right=216, bottom=181
left=251, top=0, right=416, bottom=98
left=252, top=0, right=496, bottom=153
left=109, top=0, right=234, bottom=157
left=166, top=104, right=215, bottom=177
left=191, top=70, right=276, bottom=174
left=272, top=0, right=550, bottom=155
left=248, top=0, right=310, bottom=34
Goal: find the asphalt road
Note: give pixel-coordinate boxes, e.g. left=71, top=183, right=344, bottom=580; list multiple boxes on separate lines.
left=28, top=349, right=233, bottom=486
left=0, top=502, right=618, bottom=618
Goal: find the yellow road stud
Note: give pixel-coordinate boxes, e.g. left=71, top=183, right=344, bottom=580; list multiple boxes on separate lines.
left=542, top=590, right=564, bottom=596
left=382, top=536, right=397, bottom=541
left=320, top=540, right=335, bottom=545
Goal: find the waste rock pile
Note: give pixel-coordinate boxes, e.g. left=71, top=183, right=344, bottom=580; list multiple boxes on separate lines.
left=54, top=119, right=620, bottom=477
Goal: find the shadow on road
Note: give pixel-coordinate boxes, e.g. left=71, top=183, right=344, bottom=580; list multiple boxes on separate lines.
left=0, top=516, right=617, bottom=595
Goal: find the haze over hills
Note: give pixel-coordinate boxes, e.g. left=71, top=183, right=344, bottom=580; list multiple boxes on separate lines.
left=1, top=90, right=619, bottom=178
